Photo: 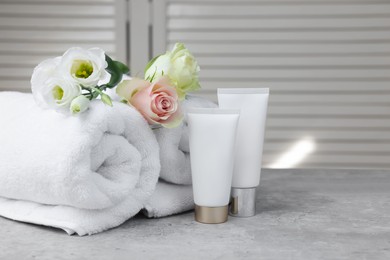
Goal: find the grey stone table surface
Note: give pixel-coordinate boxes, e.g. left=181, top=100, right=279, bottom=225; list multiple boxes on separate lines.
left=1, top=169, right=389, bottom=260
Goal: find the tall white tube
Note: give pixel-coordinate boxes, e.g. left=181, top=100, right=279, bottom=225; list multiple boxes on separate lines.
left=218, top=88, right=269, bottom=217
left=187, top=108, right=240, bottom=224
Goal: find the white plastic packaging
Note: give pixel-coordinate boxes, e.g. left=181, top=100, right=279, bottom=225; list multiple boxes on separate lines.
left=218, top=88, right=269, bottom=217
left=187, top=108, right=240, bottom=224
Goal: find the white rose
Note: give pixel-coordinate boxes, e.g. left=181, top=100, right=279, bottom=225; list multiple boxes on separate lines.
left=144, top=43, right=200, bottom=100
left=59, top=47, right=109, bottom=88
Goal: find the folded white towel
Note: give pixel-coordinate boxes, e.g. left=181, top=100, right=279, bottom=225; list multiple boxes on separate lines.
left=154, top=95, right=217, bottom=185
left=0, top=92, right=160, bottom=235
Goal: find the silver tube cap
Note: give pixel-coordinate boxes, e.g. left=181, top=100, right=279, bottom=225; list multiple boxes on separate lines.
left=229, top=188, right=257, bottom=217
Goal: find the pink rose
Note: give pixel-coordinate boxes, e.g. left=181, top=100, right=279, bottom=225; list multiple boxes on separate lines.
left=116, top=76, right=183, bottom=128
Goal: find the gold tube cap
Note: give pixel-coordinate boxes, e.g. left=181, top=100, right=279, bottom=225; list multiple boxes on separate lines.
left=194, top=205, right=228, bottom=224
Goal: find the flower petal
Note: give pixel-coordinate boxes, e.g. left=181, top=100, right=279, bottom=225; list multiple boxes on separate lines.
left=116, top=78, right=150, bottom=101
left=161, top=104, right=183, bottom=128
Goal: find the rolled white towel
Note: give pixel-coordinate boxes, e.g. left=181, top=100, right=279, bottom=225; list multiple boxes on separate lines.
left=0, top=92, right=160, bottom=235
left=153, top=95, right=217, bottom=185
left=143, top=181, right=193, bottom=218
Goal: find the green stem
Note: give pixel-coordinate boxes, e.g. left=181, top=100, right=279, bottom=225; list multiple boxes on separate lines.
left=94, top=87, right=102, bottom=93
left=91, top=87, right=103, bottom=96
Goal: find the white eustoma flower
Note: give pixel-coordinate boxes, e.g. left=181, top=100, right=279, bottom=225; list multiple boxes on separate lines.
left=59, top=47, right=109, bottom=88
left=39, top=77, right=81, bottom=111
left=31, top=57, right=81, bottom=111
left=31, top=57, right=61, bottom=106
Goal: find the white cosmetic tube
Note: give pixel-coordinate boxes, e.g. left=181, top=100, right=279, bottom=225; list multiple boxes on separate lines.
left=187, top=108, right=240, bottom=224
left=218, top=88, right=269, bottom=217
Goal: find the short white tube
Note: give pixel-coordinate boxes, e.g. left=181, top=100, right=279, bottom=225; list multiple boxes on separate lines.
left=218, top=88, right=269, bottom=217
left=187, top=108, right=240, bottom=224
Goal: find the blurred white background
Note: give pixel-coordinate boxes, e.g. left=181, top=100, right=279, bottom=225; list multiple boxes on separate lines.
left=1, top=0, right=390, bottom=169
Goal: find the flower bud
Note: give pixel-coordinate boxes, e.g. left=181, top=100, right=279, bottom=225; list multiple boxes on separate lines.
left=100, top=93, right=113, bottom=107
left=70, top=95, right=90, bottom=115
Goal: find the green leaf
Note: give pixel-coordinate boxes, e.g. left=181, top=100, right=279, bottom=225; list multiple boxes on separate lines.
left=104, top=54, right=125, bottom=89
left=101, top=93, right=113, bottom=107
left=114, top=60, right=129, bottom=74
left=144, top=54, right=161, bottom=75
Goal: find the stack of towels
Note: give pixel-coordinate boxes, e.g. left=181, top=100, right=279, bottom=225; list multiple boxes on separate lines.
left=0, top=92, right=216, bottom=235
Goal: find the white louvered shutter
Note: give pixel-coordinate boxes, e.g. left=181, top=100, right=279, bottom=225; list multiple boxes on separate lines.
left=151, top=0, right=390, bottom=169
left=0, top=0, right=127, bottom=92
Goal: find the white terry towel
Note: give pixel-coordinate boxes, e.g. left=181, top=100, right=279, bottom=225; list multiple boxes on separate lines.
left=0, top=92, right=160, bottom=235
left=143, top=181, right=194, bottom=218
left=153, top=95, right=217, bottom=185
